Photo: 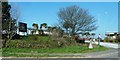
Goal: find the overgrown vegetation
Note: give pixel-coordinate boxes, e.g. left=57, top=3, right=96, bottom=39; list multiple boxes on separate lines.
left=2, top=32, right=109, bottom=57
left=5, top=35, right=77, bottom=49
left=104, top=37, right=119, bottom=43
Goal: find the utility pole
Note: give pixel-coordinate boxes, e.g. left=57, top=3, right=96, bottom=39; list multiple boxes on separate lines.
left=98, top=34, right=101, bottom=47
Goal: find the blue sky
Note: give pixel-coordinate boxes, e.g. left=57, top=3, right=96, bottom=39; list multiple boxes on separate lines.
left=9, top=2, right=118, bottom=38
left=8, top=0, right=120, bottom=2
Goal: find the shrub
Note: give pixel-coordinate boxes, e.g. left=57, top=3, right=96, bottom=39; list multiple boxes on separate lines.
left=115, top=36, right=120, bottom=43
left=104, top=37, right=116, bottom=43
left=104, top=37, right=110, bottom=42
left=5, top=35, right=77, bottom=49
left=6, top=39, right=59, bottom=49
left=6, top=35, right=58, bottom=49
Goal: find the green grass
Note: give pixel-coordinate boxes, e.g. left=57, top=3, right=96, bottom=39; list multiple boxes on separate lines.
left=0, top=52, right=1, bottom=56
left=2, top=35, right=108, bottom=57
left=2, top=45, right=108, bottom=57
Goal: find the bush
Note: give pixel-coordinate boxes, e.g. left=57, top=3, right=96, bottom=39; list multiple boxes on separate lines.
left=6, top=35, right=58, bottom=49
left=115, top=36, right=120, bottom=43
left=6, top=40, right=59, bottom=49
left=58, top=37, right=77, bottom=47
left=104, top=37, right=110, bottom=42
left=104, top=37, right=117, bottom=43
left=5, top=35, right=77, bottom=49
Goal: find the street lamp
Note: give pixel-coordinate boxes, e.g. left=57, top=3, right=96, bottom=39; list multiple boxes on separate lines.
left=98, top=34, right=101, bottom=46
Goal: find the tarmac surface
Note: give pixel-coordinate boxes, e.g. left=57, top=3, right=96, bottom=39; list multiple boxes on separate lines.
left=85, top=40, right=119, bottom=49
left=1, top=57, right=119, bottom=60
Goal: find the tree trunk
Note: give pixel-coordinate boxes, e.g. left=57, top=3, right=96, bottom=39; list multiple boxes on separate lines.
left=71, top=27, right=75, bottom=36
left=8, top=19, right=11, bottom=39
left=66, top=28, right=69, bottom=36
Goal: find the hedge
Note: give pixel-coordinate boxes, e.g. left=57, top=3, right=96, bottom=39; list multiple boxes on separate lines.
left=5, top=35, right=77, bottom=49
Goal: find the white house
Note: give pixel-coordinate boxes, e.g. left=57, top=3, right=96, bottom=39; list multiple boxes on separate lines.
left=105, top=31, right=119, bottom=39
left=27, top=28, right=39, bottom=35
left=17, top=27, right=53, bottom=36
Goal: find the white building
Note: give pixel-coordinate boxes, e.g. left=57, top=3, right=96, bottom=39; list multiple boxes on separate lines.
left=105, top=31, right=119, bottom=39
left=18, top=28, right=52, bottom=36
left=17, top=28, right=39, bottom=35
left=27, top=28, right=39, bottom=35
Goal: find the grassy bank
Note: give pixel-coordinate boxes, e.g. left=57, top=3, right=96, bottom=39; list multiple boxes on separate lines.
left=5, top=35, right=76, bottom=49
left=2, top=45, right=108, bottom=57
left=2, top=35, right=108, bottom=57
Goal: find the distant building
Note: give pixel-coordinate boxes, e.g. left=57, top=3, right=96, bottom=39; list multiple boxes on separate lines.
left=105, top=31, right=119, bottom=39
left=27, top=28, right=39, bottom=35
left=17, top=27, right=52, bottom=36
left=44, top=30, right=52, bottom=35
left=19, top=28, right=52, bottom=35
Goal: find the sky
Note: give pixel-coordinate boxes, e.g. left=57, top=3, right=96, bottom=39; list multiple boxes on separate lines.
left=8, top=0, right=120, bottom=2
left=9, top=2, right=118, bottom=38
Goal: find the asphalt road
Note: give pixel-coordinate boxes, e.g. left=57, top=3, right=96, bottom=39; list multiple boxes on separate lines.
left=1, top=58, right=119, bottom=60
left=1, top=49, right=119, bottom=60
left=82, top=49, right=119, bottom=58
left=84, top=40, right=119, bottom=58
left=85, top=40, right=119, bottom=49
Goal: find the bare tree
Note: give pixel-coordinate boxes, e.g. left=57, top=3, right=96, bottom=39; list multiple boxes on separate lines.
left=2, top=2, right=20, bottom=47
left=57, top=5, right=97, bottom=36
left=10, top=3, right=21, bottom=21
left=9, top=3, right=20, bottom=39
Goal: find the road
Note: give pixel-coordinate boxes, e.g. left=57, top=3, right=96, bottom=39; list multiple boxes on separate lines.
left=1, top=57, right=119, bottom=60
left=1, top=48, right=119, bottom=59
left=82, top=48, right=119, bottom=58
left=85, top=40, right=119, bottom=49
left=84, top=40, right=119, bottom=58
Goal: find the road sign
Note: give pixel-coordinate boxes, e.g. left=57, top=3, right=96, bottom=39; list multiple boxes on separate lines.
left=19, top=22, right=27, bottom=32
